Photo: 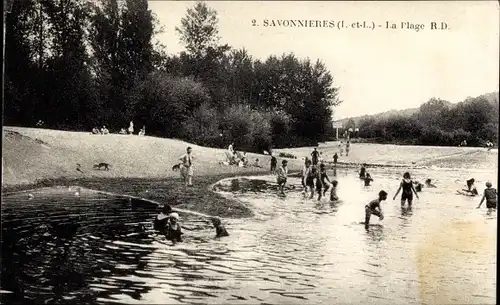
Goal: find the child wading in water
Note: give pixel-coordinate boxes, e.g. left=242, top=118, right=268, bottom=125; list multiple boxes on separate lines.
left=306, top=166, right=318, bottom=199
left=211, top=217, right=229, bottom=237
left=359, top=164, right=367, bottom=179
left=463, top=178, right=479, bottom=196
left=365, top=190, right=387, bottom=230
left=154, top=204, right=173, bottom=234
left=277, top=160, right=288, bottom=196
left=330, top=180, right=339, bottom=202
left=317, top=163, right=332, bottom=200
left=301, top=159, right=312, bottom=196
left=393, top=172, right=419, bottom=210
left=364, top=173, right=373, bottom=186
left=477, top=182, right=497, bottom=214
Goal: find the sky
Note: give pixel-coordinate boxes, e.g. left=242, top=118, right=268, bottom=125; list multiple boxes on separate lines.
left=148, top=1, right=499, bottom=120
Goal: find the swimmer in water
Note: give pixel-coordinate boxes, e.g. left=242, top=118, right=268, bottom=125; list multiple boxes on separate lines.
left=365, top=190, right=387, bottom=230
left=462, top=178, right=479, bottom=196
left=154, top=204, right=173, bottom=234
left=393, top=172, right=419, bottom=210
left=211, top=216, right=229, bottom=237
left=359, top=164, right=367, bottom=179
left=364, top=173, right=373, bottom=187
left=425, top=179, right=437, bottom=188
left=477, top=182, right=497, bottom=214
left=165, top=213, right=183, bottom=243
left=413, top=181, right=423, bottom=192
left=330, top=180, right=339, bottom=202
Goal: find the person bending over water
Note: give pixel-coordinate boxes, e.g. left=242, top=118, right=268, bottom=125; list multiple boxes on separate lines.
left=211, top=217, right=229, bottom=237
left=277, top=160, right=288, bottom=196
left=393, top=172, right=419, bottom=210
left=154, top=204, right=173, bottom=234
left=365, top=190, right=387, bottom=230
left=317, top=163, right=332, bottom=200
left=477, top=182, right=497, bottom=214
left=330, top=180, right=339, bottom=202
left=364, top=173, right=373, bottom=187
left=462, top=178, right=479, bottom=196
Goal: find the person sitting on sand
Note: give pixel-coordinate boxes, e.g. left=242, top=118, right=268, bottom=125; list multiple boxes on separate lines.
left=364, top=173, right=374, bottom=187
left=463, top=178, right=479, bottom=196
left=477, top=182, right=497, bottom=214
left=253, top=158, right=262, bottom=168
left=101, top=126, right=109, bottom=135
left=211, top=217, right=229, bottom=238
left=277, top=160, right=288, bottom=196
left=330, top=180, right=339, bottom=202
left=92, top=127, right=100, bottom=134
left=365, top=190, right=387, bottom=230
left=165, top=213, right=183, bottom=243
left=425, top=179, right=437, bottom=188
left=119, top=128, right=127, bottom=135
left=154, top=204, right=173, bottom=234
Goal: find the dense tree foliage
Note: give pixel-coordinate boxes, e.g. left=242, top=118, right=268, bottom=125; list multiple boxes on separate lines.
left=357, top=94, right=499, bottom=147
left=4, top=0, right=341, bottom=152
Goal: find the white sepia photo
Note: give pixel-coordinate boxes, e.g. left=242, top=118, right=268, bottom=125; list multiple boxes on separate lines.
left=1, top=1, right=498, bottom=304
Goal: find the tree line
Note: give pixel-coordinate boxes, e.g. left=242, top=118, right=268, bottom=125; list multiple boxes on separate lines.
left=356, top=94, right=499, bottom=147
left=4, top=0, right=341, bottom=153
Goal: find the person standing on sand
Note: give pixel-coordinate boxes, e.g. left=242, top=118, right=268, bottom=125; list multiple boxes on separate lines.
left=128, top=121, right=134, bottom=135
left=311, top=148, right=320, bottom=166
left=346, top=141, right=350, bottom=157
left=270, top=154, right=277, bottom=174
left=333, top=153, right=338, bottom=166
left=179, top=147, right=194, bottom=187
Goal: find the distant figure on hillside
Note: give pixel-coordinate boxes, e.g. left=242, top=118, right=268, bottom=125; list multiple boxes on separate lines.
left=253, top=159, right=262, bottom=168
left=128, top=121, right=134, bottom=134
left=92, top=127, right=100, bottom=134
left=179, top=147, right=194, bottom=187
left=485, top=141, right=494, bottom=150
left=339, top=142, right=344, bottom=156
left=477, top=182, right=497, bottom=214
left=270, top=154, right=277, bottom=174
left=36, top=120, right=44, bottom=127
left=228, top=142, right=235, bottom=155
left=101, top=126, right=109, bottom=135
left=333, top=153, right=338, bottom=165
left=138, top=126, right=146, bottom=136
left=311, top=148, right=320, bottom=165
left=119, top=128, right=127, bottom=135
left=459, top=140, right=467, bottom=147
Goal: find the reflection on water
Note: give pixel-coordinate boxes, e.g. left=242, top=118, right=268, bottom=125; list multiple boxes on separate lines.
left=1, top=165, right=497, bottom=305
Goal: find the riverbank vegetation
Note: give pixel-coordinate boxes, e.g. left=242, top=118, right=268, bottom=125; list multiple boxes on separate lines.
left=354, top=93, right=499, bottom=147
left=4, top=0, right=340, bottom=153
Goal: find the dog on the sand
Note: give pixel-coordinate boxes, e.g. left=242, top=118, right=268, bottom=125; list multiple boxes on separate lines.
left=172, top=163, right=182, bottom=171
left=93, top=162, right=111, bottom=170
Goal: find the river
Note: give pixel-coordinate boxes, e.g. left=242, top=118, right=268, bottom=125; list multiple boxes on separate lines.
left=1, top=148, right=497, bottom=305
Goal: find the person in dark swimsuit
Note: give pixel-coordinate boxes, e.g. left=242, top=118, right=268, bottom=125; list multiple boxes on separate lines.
left=270, top=155, right=277, bottom=174
left=365, top=190, right=387, bottom=230
left=477, top=182, right=497, bottom=214
left=364, top=173, right=373, bottom=186
left=413, top=181, right=423, bottom=192
left=333, top=153, right=338, bottom=165
left=330, top=180, right=339, bottom=201
left=393, top=172, right=419, bottom=209
left=211, top=217, right=229, bottom=237
left=359, top=164, right=367, bottom=179
left=311, top=148, right=320, bottom=166
left=317, top=163, right=331, bottom=200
